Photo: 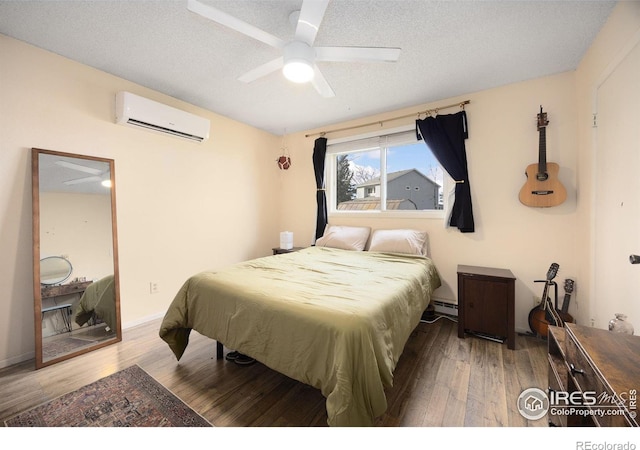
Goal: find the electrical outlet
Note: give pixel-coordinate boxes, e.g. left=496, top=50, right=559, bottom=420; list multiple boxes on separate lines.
left=150, top=281, right=159, bottom=294
left=533, top=295, right=541, bottom=306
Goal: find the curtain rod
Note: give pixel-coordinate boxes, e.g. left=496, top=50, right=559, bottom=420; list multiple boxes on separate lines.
left=305, top=100, right=470, bottom=138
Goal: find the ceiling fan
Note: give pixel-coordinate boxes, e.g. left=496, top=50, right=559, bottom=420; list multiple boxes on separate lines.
left=187, top=0, right=401, bottom=97
left=55, top=160, right=110, bottom=187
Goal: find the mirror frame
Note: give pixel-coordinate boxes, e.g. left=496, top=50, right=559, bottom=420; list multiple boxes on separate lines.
left=32, top=148, right=122, bottom=369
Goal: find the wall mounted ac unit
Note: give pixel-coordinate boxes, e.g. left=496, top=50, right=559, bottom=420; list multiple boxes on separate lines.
left=115, top=91, right=210, bottom=142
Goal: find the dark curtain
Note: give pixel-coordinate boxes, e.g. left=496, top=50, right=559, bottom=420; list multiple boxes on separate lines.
left=313, top=137, right=328, bottom=240
left=416, top=111, right=474, bottom=232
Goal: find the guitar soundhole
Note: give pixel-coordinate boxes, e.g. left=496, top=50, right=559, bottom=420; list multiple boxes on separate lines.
left=536, top=172, right=549, bottom=181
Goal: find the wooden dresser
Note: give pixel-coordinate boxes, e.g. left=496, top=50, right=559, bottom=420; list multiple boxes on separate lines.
left=548, top=323, right=639, bottom=427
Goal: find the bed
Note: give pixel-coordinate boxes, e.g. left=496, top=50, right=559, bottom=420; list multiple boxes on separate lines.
left=74, top=274, right=117, bottom=332
left=159, top=227, right=441, bottom=426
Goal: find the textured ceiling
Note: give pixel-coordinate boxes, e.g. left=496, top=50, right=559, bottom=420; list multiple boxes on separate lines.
left=0, top=0, right=617, bottom=135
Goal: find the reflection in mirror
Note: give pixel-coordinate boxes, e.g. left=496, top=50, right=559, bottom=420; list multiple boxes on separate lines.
left=40, top=256, right=73, bottom=285
left=32, top=148, right=121, bottom=369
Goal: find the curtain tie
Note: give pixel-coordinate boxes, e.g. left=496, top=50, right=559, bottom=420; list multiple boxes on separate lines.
left=455, top=180, right=465, bottom=184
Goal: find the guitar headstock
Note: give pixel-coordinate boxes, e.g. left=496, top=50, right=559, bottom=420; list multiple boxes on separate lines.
left=537, top=105, right=549, bottom=130
left=546, top=262, right=559, bottom=281
left=564, top=278, right=575, bottom=293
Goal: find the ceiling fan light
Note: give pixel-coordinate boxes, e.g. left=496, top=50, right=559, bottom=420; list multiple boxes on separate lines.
left=283, top=60, right=314, bottom=83
left=282, top=41, right=315, bottom=84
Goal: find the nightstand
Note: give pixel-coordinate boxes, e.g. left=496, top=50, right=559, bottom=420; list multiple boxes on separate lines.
left=272, top=247, right=305, bottom=255
left=457, top=265, right=516, bottom=350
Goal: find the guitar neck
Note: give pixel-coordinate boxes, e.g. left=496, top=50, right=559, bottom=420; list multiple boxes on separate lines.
left=541, top=280, right=563, bottom=327
left=538, top=127, right=547, bottom=173
left=561, top=293, right=571, bottom=314
left=539, top=281, right=551, bottom=309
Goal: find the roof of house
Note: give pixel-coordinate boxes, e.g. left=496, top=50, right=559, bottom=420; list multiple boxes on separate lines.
left=337, top=197, right=417, bottom=211
left=356, top=169, right=440, bottom=188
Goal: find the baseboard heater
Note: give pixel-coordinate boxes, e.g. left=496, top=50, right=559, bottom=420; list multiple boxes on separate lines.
left=432, top=299, right=458, bottom=317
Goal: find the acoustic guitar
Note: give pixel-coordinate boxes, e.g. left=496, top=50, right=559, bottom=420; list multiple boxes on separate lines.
left=558, top=278, right=575, bottom=324
left=519, top=106, right=567, bottom=207
left=528, top=263, right=564, bottom=338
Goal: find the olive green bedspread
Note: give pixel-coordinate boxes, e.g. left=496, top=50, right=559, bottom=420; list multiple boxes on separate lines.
left=74, top=274, right=116, bottom=331
left=159, top=247, right=441, bottom=426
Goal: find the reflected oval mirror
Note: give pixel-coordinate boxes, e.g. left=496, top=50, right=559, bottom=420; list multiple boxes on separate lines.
left=32, top=148, right=121, bottom=369
left=40, top=256, right=73, bottom=285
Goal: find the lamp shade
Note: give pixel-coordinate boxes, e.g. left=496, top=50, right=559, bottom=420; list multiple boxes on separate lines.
left=283, top=41, right=315, bottom=83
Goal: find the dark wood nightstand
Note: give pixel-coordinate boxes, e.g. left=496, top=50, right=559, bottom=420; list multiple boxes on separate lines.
left=272, top=247, right=305, bottom=255
left=457, top=264, right=516, bottom=349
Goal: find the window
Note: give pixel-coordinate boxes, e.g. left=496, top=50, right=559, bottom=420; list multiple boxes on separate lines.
left=326, top=126, right=449, bottom=217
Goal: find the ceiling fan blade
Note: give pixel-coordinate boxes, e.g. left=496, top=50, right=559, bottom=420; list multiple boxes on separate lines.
left=55, top=160, right=102, bottom=175
left=311, top=65, right=335, bottom=98
left=295, top=0, right=329, bottom=46
left=63, top=176, right=102, bottom=186
left=315, top=46, right=401, bottom=63
left=238, top=57, right=284, bottom=83
left=188, top=0, right=284, bottom=49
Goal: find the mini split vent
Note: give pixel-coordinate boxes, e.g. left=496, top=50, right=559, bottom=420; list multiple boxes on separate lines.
left=115, top=91, right=210, bottom=142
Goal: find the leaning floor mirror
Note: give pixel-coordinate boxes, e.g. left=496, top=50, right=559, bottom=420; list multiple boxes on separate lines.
left=32, top=148, right=121, bottom=369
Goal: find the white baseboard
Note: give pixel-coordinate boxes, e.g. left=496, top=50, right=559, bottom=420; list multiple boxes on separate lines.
left=0, top=313, right=165, bottom=370
left=122, top=311, right=165, bottom=330
left=432, top=300, right=534, bottom=337
left=0, top=350, right=35, bottom=370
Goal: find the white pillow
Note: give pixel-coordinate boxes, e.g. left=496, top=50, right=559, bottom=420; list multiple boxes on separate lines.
left=315, top=225, right=371, bottom=251
left=368, top=229, right=428, bottom=256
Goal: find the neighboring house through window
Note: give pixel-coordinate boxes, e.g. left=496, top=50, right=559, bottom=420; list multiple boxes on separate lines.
left=326, top=125, right=448, bottom=218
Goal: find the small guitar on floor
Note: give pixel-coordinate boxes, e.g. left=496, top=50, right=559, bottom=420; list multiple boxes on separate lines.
left=528, top=263, right=564, bottom=338
left=558, top=278, right=575, bottom=324
left=519, top=106, right=567, bottom=208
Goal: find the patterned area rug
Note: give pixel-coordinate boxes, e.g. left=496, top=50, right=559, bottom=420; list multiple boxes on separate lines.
left=4, top=365, right=211, bottom=427
left=42, top=336, right=97, bottom=360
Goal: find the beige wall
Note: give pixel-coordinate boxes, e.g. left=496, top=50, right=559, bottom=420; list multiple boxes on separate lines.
left=283, top=72, right=580, bottom=334
left=1, top=2, right=638, bottom=368
left=40, top=192, right=114, bottom=281
left=281, top=2, right=640, bottom=335
left=0, top=35, right=282, bottom=367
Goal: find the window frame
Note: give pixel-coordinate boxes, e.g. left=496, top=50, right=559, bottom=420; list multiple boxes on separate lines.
left=326, top=125, right=450, bottom=219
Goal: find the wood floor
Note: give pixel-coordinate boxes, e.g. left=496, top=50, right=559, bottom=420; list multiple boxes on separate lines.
left=0, top=315, right=549, bottom=427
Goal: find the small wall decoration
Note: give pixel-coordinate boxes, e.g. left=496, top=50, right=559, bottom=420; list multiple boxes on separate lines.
left=277, top=134, right=291, bottom=170
left=277, top=155, right=291, bottom=170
